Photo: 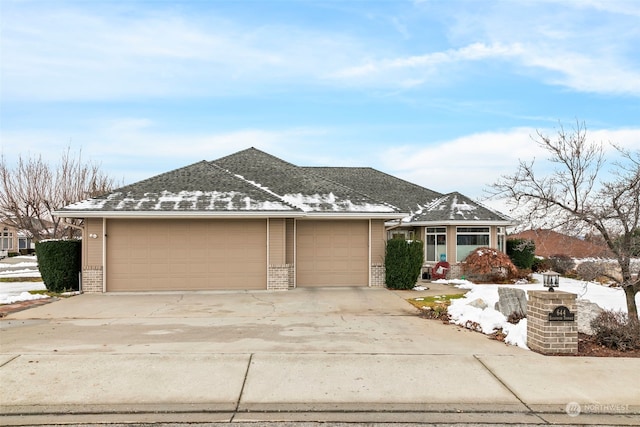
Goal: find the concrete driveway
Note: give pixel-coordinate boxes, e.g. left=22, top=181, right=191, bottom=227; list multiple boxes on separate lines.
left=1, top=285, right=522, bottom=355
left=2, top=286, right=639, bottom=426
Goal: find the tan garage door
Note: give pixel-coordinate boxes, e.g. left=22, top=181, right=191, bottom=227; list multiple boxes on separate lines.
left=296, top=220, right=368, bottom=287
left=106, top=219, right=266, bottom=291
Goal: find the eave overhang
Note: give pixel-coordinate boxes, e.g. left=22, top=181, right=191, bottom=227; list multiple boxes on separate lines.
left=54, top=210, right=408, bottom=220
left=386, top=219, right=515, bottom=227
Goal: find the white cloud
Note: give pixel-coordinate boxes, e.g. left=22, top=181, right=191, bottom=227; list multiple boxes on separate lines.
left=0, top=4, right=361, bottom=101
left=443, top=1, right=640, bottom=96
left=4, top=1, right=638, bottom=101
left=329, top=42, right=523, bottom=86
left=381, top=126, right=640, bottom=201
left=0, top=121, right=330, bottom=184
left=380, top=128, right=541, bottom=196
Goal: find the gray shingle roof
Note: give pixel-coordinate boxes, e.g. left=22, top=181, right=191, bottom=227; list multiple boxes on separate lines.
left=58, top=148, right=512, bottom=224
left=213, top=148, right=399, bottom=213
left=305, top=167, right=442, bottom=214
left=410, top=192, right=512, bottom=223
left=60, top=148, right=400, bottom=215
left=61, top=160, right=298, bottom=213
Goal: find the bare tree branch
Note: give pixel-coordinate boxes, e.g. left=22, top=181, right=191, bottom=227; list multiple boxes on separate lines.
left=0, top=147, right=117, bottom=241
left=488, top=121, right=640, bottom=321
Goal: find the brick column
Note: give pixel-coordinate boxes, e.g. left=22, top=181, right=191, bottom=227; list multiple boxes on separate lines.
left=527, top=290, right=578, bottom=355
left=267, top=264, right=292, bottom=290
left=371, top=264, right=385, bottom=287
left=82, top=266, right=103, bottom=293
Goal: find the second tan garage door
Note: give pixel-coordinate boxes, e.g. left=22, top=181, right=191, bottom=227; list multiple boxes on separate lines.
left=106, top=219, right=267, bottom=291
left=296, top=220, right=368, bottom=287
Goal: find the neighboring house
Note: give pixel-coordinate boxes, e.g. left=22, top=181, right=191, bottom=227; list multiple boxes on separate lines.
left=55, top=148, right=513, bottom=292
left=509, top=229, right=613, bottom=259
left=1, top=220, right=34, bottom=257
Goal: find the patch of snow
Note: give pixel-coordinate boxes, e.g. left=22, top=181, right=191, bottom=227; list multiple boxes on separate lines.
left=283, top=193, right=396, bottom=213
left=503, top=319, right=528, bottom=349
left=0, top=280, right=47, bottom=304
left=413, top=286, right=428, bottom=291
left=0, top=291, right=49, bottom=305
left=0, top=269, right=41, bottom=278
left=438, top=275, right=639, bottom=351
left=0, top=262, right=38, bottom=269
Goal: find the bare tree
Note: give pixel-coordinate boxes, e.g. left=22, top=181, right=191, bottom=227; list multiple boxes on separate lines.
left=489, top=121, right=640, bottom=322
left=0, top=148, right=117, bottom=241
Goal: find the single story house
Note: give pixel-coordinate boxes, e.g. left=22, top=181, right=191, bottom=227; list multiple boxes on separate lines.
left=1, top=220, right=34, bottom=257
left=56, top=148, right=513, bottom=292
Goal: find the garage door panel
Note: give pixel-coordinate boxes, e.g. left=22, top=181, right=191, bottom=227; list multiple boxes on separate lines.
left=106, top=219, right=266, bottom=291
left=297, top=220, right=368, bottom=287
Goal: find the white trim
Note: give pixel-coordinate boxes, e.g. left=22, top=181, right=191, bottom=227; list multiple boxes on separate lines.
left=54, top=210, right=305, bottom=219
left=403, top=220, right=514, bottom=226
left=302, top=212, right=407, bottom=220
left=55, top=210, right=407, bottom=221
left=102, top=218, right=107, bottom=293
left=293, top=219, right=297, bottom=289
left=266, top=218, right=270, bottom=290
left=368, top=219, right=372, bottom=287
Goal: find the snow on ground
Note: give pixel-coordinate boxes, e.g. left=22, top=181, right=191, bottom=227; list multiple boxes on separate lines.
left=0, top=269, right=42, bottom=278
left=441, top=274, right=639, bottom=350
left=0, top=255, right=45, bottom=304
left=0, top=290, right=49, bottom=304
left=0, top=281, right=47, bottom=304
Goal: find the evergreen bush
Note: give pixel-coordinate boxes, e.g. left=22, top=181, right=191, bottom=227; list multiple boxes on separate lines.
left=385, top=239, right=424, bottom=290
left=506, top=238, right=536, bottom=269
left=36, top=240, right=81, bottom=292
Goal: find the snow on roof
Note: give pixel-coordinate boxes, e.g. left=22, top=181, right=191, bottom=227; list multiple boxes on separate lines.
left=404, top=192, right=512, bottom=224
left=57, top=149, right=510, bottom=222
left=62, top=190, right=295, bottom=212
left=283, top=193, right=398, bottom=213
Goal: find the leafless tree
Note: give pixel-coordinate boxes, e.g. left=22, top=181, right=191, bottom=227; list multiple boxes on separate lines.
left=0, top=148, right=117, bottom=241
left=489, top=121, right=640, bottom=322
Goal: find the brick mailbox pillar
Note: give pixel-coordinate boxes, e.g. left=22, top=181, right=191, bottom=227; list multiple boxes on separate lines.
left=527, top=290, right=578, bottom=355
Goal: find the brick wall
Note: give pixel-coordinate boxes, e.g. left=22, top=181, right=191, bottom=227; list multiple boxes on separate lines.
left=268, top=264, right=293, bottom=290
left=82, top=266, right=103, bottom=293
left=371, top=263, right=385, bottom=287
left=448, top=264, right=464, bottom=279
left=527, top=290, right=578, bottom=354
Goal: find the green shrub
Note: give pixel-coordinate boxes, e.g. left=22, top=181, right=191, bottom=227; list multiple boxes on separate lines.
left=590, top=310, right=640, bottom=351
left=385, top=239, right=424, bottom=290
left=506, top=238, right=536, bottom=269
left=36, top=240, right=81, bottom=293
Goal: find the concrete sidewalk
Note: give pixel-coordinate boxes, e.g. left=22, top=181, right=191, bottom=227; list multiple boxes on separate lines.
left=1, top=287, right=639, bottom=426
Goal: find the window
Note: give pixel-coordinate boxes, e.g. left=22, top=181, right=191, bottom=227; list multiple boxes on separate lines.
left=497, top=227, right=506, bottom=253
left=426, top=227, right=447, bottom=262
left=389, top=230, right=415, bottom=241
left=19, top=237, right=32, bottom=250
left=456, top=227, right=490, bottom=261
left=1, top=227, right=13, bottom=250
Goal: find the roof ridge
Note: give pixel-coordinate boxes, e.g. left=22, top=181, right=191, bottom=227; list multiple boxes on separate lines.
left=207, top=161, right=302, bottom=212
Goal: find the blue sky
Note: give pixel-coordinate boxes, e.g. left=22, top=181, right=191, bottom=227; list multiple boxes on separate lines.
left=1, top=0, right=639, bottom=212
